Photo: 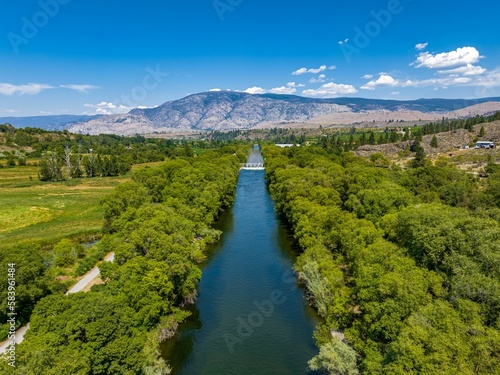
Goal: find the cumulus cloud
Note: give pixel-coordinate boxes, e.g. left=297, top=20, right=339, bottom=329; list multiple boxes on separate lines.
left=415, top=42, right=428, bottom=50
left=310, top=74, right=327, bottom=83
left=60, top=84, right=100, bottom=93
left=361, top=74, right=411, bottom=90
left=208, top=88, right=222, bottom=92
left=292, top=65, right=335, bottom=75
left=465, top=68, right=500, bottom=88
left=269, top=86, right=297, bottom=94
left=437, top=64, right=486, bottom=76
left=286, top=82, right=305, bottom=88
left=0, top=83, right=54, bottom=95
left=414, top=46, right=482, bottom=69
left=361, top=73, right=488, bottom=91
left=241, top=85, right=297, bottom=95
left=84, top=102, right=132, bottom=115
left=362, top=74, right=373, bottom=80
left=243, top=86, right=266, bottom=94
left=302, top=82, right=357, bottom=97
left=338, top=38, right=349, bottom=45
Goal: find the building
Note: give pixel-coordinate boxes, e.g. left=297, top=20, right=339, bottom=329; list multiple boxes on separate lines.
left=475, top=141, right=496, bottom=149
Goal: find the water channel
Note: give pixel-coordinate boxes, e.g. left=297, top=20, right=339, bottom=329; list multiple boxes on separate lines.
left=162, top=146, right=319, bottom=374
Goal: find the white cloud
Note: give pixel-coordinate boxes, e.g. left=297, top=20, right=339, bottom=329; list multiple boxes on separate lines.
left=361, top=74, right=408, bottom=90
left=4, top=109, right=19, bottom=114
left=338, top=38, right=349, bottom=45
left=292, top=64, right=335, bottom=75
left=391, top=91, right=400, bottom=95
left=361, top=74, right=472, bottom=90
left=0, top=83, right=54, bottom=95
left=286, top=82, right=305, bottom=88
left=469, top=68, right=500, bottom=87
left=415, top=43, right=428, bottom=51
left=60, top=84, right=100, bottom=93
left=209, top=88, right=222, bottom=92
left=84, top=102, right=132, bottom=115
left=437, top=64, right=486, bottom=76
left=302, top=82, right=357, bottom=97
left=414, top=46, right=482, bottom=69
left=269, top=86, right=297, bottom=94
left=292, top=68, right=309, bottom=75
left=362, top=74, right=373, bottom=80
left=40, top=111, right=52, bottom=114
left=369, top=73, right=477, bottom=91
left=243, top=86, right=266, bottom=94
left=310, top=74, right=327, bottom=83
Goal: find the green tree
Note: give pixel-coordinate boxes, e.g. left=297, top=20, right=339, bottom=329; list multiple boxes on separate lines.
left=83, top=154, right=98, bottom=177
left=479, top=126, right=486, bottom=137
left=368, top=132, right=375, bottom=145
left=6, top=154, right=16, bottom=167
left=430, top=135, right=438, bottom=148
left=309, top=339, right=359, bottom=375
left=39, top=153, right=63, bottom=181
left=411, top=141, right=426, bottom=168
left=53, top=239, right=77, bottom=267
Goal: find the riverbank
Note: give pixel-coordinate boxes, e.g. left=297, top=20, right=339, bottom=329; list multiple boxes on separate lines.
left=163, top=146, right=319, bottom=374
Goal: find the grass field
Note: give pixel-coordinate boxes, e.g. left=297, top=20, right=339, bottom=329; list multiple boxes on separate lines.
left=0, top=161, right=165, bottom=246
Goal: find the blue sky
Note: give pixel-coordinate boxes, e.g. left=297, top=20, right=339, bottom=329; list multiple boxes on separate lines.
left=1, top=0, right=499, bottom=116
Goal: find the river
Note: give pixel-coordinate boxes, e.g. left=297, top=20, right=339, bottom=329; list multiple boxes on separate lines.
left=162, top=146, right=319, bottom=374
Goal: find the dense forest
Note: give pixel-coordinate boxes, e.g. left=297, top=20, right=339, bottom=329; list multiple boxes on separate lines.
left=194, top=111, right=500, bottom=149
left=263, top=143, right=500, bottom=374
left=317, top=111, right=500, bottom=154
left=0, top=124, right=233, bottom=180
left=3, top=119, right=500, bottom=373
left=0, top=144, right=248, bottom=374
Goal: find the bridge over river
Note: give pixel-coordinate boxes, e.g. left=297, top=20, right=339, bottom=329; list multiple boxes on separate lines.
left=240, top=163, right=265, bottom=170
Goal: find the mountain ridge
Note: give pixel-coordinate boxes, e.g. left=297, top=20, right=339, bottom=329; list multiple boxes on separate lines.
left=3, top=92, right=500, bottom=134
left=69, top=92, right=500, bottom=135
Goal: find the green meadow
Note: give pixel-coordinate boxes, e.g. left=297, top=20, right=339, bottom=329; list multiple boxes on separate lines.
left=0, top=161, right=164, bottom=246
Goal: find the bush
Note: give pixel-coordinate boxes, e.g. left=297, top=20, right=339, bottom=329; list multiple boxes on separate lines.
left=75, top=245, right=107, bottom=276
left=309, top=339, right=359, bottom=375
left=53, top=239, right=77, bottom=267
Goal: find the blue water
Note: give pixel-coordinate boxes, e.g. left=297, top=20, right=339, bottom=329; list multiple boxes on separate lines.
left=163, top=147, right=319, bottom=375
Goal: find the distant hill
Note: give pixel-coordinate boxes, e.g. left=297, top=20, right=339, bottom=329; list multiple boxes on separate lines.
left=0, top=115, right=102, bottom=131
left=5, top=92, right=500, bottom=135
left=68, top=92, right=500, bottom=135
left=259, top=94, right=500, bottom=112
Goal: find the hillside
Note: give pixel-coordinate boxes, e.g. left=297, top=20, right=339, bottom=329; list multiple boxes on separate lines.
left=0, top=115, right=102, bottom=131
left=67, top=92, right=500, bottom=135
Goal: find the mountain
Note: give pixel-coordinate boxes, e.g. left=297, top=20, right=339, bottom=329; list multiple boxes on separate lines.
left=0, top=115, right=103, bottom=131
left=259, top=94, right=500, bottom=112
left=7, top=92, right=499, bottom=135
left=69, top=91, right=351, bottom=135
